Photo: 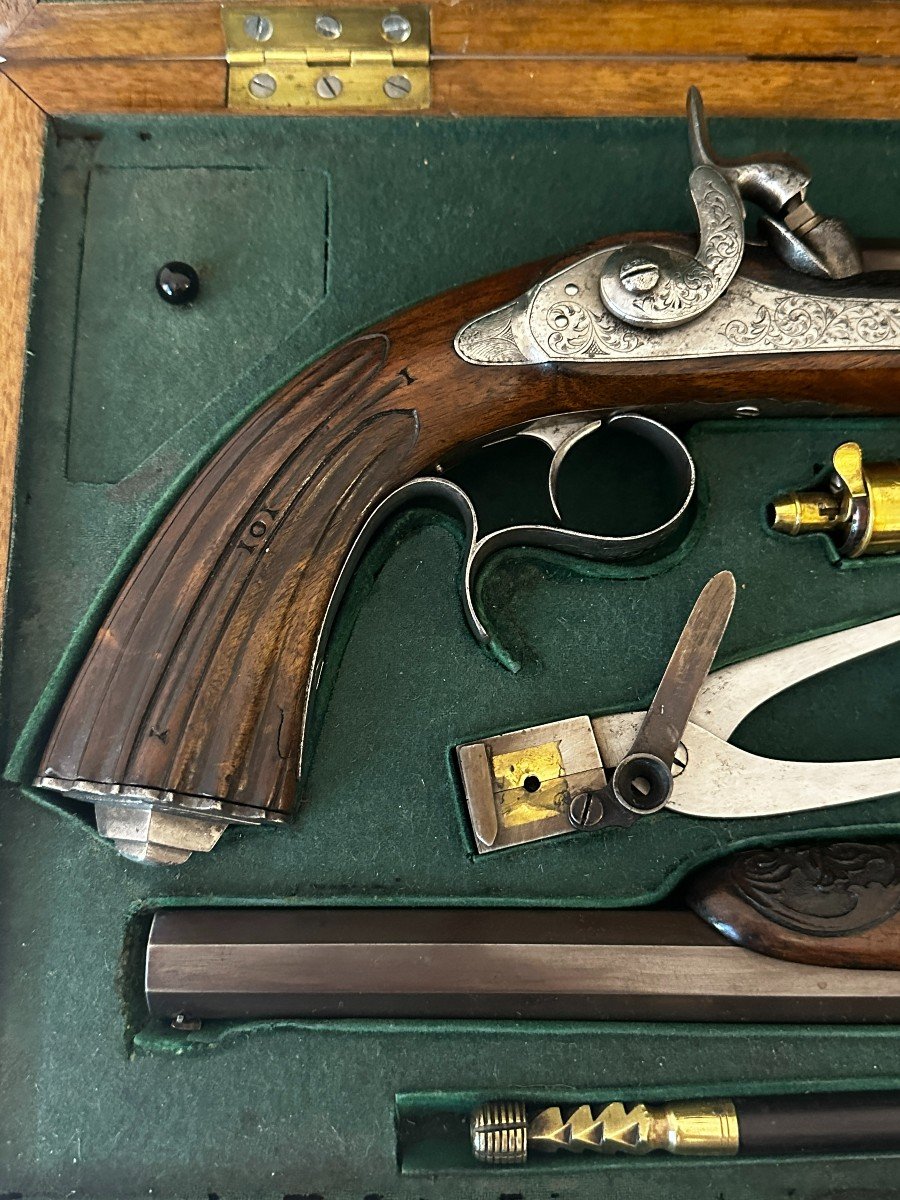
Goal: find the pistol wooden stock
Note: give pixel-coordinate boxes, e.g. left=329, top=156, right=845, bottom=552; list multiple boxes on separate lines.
left=688, top=841, right=900, bottom=970
left=36, top=241, right=900, bottom=833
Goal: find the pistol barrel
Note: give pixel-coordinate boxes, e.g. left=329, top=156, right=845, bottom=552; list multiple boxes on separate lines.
left=145, top=907, right=900, bottom=1025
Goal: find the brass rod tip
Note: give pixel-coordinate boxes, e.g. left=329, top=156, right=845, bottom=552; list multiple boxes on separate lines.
left=470, top=1100, right=528, bottom=1165
left=471, top=1099, right=740, bottom=1163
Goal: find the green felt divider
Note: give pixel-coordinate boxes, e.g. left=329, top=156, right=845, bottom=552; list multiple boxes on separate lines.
left=1, top=112, right=899, bottom=1199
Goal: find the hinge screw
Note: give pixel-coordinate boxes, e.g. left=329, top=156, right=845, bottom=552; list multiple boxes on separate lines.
left=382, top=12, right=412, bottom=42
left=248, top=72, right=277, bottom=99
left=243, top=13, right=273, bottom=41
left=384, top=73, right=412, bottom=99
left=315, top=13, right=343, bottom=38
left=316, top=73, right=344, bottom=99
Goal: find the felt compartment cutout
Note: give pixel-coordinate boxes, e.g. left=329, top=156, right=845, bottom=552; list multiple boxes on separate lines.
left=10, top=421, right=900, bottom=905
left=123, top=893, right=900, bottom=1058
left=67, top=165, right=328, bottom=484
left=395, top=1088, right=900, bottom=1174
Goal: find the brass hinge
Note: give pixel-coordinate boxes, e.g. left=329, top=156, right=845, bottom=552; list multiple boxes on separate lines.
left=223, top=5, right=430, bottom=111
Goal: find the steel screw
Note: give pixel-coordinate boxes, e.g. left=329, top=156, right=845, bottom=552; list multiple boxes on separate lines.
left=384, top=73, right=412, bottom=99
left=315, top=13, right=342, bottom=37
left=620, top=258, right=661, bottom=294
left=316, top=74, right=343, bottom=99
left=243, top=13, right=273, bottom=41
left=569, top=789, right=604, bottom=829
left=671, top=743, right=689, bottom=778
left=382, top=12, right=412, bottom=42
left=248, top=72, right=277, bottom=99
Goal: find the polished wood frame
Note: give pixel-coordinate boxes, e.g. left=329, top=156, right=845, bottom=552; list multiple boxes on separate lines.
left=0, top=67, right=43, bottom=630
left=4, top=1, right=900, bottom=116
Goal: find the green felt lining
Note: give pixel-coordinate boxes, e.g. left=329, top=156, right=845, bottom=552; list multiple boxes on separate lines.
left=15, top=417, right=900, bottom=907
left=2, top=112, right=900, bottom=1200
left=68, top=165, right=329, bottom=483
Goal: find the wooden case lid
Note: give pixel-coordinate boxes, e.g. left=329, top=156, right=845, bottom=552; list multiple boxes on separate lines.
left=1, top=0, right=900, bottom=117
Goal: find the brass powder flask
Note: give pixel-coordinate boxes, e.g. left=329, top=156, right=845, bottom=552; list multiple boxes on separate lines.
left=770, top=441, right=900, bottom=557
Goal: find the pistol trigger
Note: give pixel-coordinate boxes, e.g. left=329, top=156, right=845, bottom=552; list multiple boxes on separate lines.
left=544, top=415, right=605, bottom=524
left=545, top=413, right=697, bottom=556
left=396, top=415, right=698, bottom=671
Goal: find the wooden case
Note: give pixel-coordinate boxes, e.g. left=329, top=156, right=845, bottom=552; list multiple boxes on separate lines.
left=2, top=5, right=900, bottom=1198
left=2, top=0, right=900, bottom=630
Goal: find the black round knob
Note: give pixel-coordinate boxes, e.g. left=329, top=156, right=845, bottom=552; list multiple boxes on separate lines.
left=155, top=261, right=200, bottom=305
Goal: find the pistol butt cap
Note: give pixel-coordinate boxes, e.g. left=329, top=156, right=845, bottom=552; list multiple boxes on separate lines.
left=470, top=1100, right=529, bottom=1165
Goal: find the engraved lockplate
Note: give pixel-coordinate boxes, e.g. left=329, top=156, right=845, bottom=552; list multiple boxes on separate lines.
left=456, top=716, right=604, bottom=853
left=455, top=245, right=900, bottom=366
left=599, top=166, right=745, bottom=330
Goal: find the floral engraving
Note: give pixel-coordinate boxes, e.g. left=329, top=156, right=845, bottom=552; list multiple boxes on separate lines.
left=630, top=260, right=718, bottom=320
left=725, top=296, right=900, bottom=350
left=546, top=300, right=642, bottom=357
left=729, top=842, right=900, bottom=936
left=455, top=308, right=526, bottom=364
left=547, top=301, right=594, bottom=354
left=699, top=182, right=743, bottom=279
left=624, top=172, right=743, bottom=322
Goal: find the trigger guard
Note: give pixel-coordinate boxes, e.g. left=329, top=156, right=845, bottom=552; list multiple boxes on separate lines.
left=332, top=475, right=491, bottom=644
left=545, top=413, right=695, bottom=540
left=323, top=417, right=695, bottom=670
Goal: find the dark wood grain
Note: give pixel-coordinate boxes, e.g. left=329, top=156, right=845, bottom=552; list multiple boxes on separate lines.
left=688, top=842, right=900, bottom=969
left=37, top=242, right=900, bottom=823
